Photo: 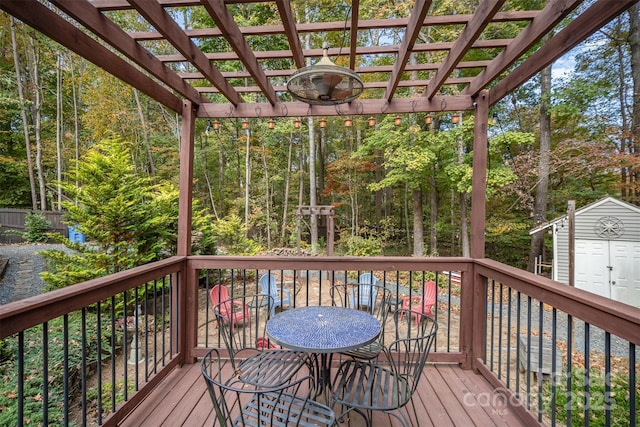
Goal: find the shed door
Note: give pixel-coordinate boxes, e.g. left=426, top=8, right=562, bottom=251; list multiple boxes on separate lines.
left=575, top=239, right=640, bottom=308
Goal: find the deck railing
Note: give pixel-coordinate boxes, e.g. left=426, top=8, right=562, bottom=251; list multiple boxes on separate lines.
left=1, top=255, right=639, bottom=426
left=186, top=256, right=472, bottom=364
left=475, top=259, right=640, bottom=426
left=0, top=256, right=186, bottom=427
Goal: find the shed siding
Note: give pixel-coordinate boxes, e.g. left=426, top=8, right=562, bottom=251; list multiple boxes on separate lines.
left=555, top=199, right=640, bottom=285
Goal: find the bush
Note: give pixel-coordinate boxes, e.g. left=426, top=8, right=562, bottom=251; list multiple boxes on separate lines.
left=336, top=234, right=382, bottom=256
left=543, top=367, right=640, bottom=426
left=23, top=212, right=51, bottom=243
left=0, top=311, right=114, bottom=425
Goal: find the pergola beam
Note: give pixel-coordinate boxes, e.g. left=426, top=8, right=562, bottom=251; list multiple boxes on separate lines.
left=384, top=0, right=432, bottom=102
left=196, top=77, right=474, bottom=94
left=489, top=0, right=639, bottom=105
left=159, top=40, right=510, bottom=63
left=349, top=0, right=360, bottom=70
left=464, top=0, right=583, bottom=97
left=275, top=0, right=305, bottom=68
left=128, top=0, right=244, bottom=106
left=197, top=96, right=475, bottom=118
left=128, top=11, right=539, bottom=40
left=178, top=61, right=492, bottom=80
left=0, top=0, right=182, bottom=112
left=202, top=0, right=278, bottom=104
left=423, top=0, right=505, bottom=99
left=49, top=0, right=205, bottom=106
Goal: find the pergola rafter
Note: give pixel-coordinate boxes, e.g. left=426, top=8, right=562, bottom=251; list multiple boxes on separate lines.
left=2, top=0, right=634, bottom=118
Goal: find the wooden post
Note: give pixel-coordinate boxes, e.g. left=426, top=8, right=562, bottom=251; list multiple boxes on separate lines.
left=466, top=91, right=488, bottom=370
left=326, top=213, right=334, bottom=256
left=177, top=100, right=195, bottom=257
left=568, top=200, right=575, bottom=351
left=178, top=100, right=196, bottom=363
left=470, top=90, right=488, bottom=259
left=568, top=200, right=575, bottom=288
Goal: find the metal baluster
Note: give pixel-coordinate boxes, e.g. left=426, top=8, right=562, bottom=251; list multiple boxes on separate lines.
left=43, top=322, right=48, bottom=426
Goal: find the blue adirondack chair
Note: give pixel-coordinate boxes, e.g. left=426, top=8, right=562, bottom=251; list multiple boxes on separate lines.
left=259, top=273, right=292, bottom=316
left=349, top=273, right=379, bottom=312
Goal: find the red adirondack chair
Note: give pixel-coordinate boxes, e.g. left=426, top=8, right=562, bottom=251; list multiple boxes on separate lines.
left=400, top=280, right=437, bottom=327
left=209, top=285, right=250, bottom=331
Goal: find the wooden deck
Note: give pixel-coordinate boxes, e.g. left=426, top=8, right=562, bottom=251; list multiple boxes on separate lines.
left=118, top=361, right=529, bottom=427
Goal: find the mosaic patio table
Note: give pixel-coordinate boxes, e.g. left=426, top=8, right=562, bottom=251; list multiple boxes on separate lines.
left=266, top=306, right=381, bottom=401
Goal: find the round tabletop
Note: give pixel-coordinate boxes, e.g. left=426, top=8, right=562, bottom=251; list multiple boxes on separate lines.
left=266, top=306, right=381, bottom=353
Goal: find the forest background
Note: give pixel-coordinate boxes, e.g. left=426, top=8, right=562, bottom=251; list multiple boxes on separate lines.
left=1, top=0, right=640, bottom=282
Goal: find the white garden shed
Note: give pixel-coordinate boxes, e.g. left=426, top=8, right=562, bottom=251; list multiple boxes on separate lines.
left=530, top=196, right=640, bottom=308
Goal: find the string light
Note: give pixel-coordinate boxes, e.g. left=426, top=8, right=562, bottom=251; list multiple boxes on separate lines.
left=213, top=120, right=220, bottom=131
left=451, top=113, right=460, bottom=124
left=241, top=119, right=249, bottom=130
left=267, top=119, right=276, bottom=129
left=424, top=115, right=432, bottom=125
left=344, top=118, right=353, bottom=128
left=367, top=116, right=376, bottom=127
left=293, top=119, right=301, bottom=129
left=319, top=118, right=327, bottom=128
left=394, top=116, right=402, bottom=126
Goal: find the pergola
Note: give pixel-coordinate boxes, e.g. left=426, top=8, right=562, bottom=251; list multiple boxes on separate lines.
left=1, top=0, right=637, bottom=258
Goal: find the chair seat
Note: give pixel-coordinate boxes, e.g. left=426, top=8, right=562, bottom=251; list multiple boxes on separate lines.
left=339, top=341, right=384, bottom=360
left=235, top=349, right=310, bottom=388
left=237, top=390, right=335, bottom=427
left=332, top=360, right=410, bottom=411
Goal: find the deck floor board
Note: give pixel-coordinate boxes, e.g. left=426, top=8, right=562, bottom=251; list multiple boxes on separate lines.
left=118, top=361, right=529, bottom=426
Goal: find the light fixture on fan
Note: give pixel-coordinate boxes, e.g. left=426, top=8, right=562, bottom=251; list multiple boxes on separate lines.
left=287, top=42, right=364, bottom=105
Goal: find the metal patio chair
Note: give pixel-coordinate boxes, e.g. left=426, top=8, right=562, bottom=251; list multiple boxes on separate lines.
left=330, top=282, right=391, bottom=360
left=331, top=309, right=438, bottom=427
left=213, top=294, right=311, bottom=388
left=201, top=348, right=336, bottom=427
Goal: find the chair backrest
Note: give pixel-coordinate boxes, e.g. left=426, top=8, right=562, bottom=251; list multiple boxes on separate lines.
left=331, top=283, right=391, bottom=329
left=358, top=272, right=377, bottom=285
left=387, top=309, right=438, bottom=398
left=421, top=280, right=437, bottom=311
left=356, top=273, right=379, bottom=308
left=213, top=294, right=273, bottom=360
left=201, top=348, right=325, bottom=427
left=210, top=285, right=230, bottom=306
left=259, top=273, right=278, bottom=297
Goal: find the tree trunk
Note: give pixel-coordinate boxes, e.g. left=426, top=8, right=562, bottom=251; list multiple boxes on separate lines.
left=11, top=18, right=38, bottom=210
left=28, top=34, right=46, bottom=211
left=457, top=115, right=470, bottom=257
left=134, top=88, right=156, bottom=177
left=70, top=56, right=81, bottom=198
left=244, top=125, right=251, bottom=230
left=527, top=64, right=552, bottom=272
left=429, top=171, right=438, bottom=256
left=308, top=117, right=318, bottom=253
left=56, top=53, right=63, bottom=211
left=374, top=147, right=383, bottom=221
left=281, top=131, right=294, bottom=246
left=629, top=4, right=640, bottom=204
left=318, top=125, right=325, bottom=203
left=412, top=188, right=424, bottom=256
left=261, top=136, right=271, bottom=249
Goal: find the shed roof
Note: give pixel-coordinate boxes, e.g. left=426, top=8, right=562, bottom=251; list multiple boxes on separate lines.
left=529, top=196, right=640, bottom=235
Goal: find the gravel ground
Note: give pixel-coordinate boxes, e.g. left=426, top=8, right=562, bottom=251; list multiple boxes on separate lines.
left=489, top=298, right=640, bottom=358
left=0, top=243, right=69, bottom=305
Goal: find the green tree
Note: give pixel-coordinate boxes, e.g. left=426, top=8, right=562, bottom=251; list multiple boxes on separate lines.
left=40, top=137, right=216, bottom=289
